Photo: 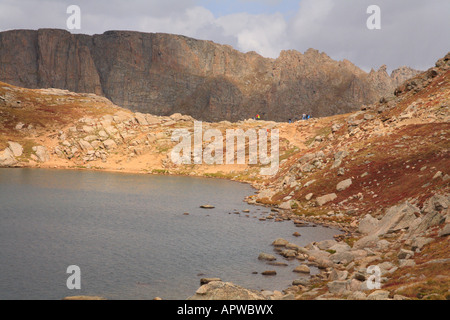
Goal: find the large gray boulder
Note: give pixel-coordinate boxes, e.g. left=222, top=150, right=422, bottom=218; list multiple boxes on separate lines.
left=78, top=140, right=94, bottom=153
left=316, top=239, right=338, bottom=250
left=103, top=139, right=117, bottom=150
left=336, top=178, right=352, bottom=191
left=134, top=112, right=149, bottom=126
left=272, top=238, right=289, bottom=247
left=7, top=141, right=23, bottom=157
left=439, top=224, right=450, bottom=237
left=358, top=214, right=380, bottom=234
left=374, top=202, right=419, bottom=236
left=0, top=148, right=17, bottom=166
left=316, top=193, right=337, bottom=206
left=331, top=150, right=348, bottom=169
left=258, top=253, right=276, bottom=261
left=188, top=281, right=267, bottom=300
left=409, top=194, right=449, bottom=235
left=353, top=234, right=380, bottom=249
left=367, top=290, right=390, bottom=300
left=327, top=280, right=349, bottom=294
left=32, top=146, right=50, bottom=162
left=422, top=194, right=449, bottom=214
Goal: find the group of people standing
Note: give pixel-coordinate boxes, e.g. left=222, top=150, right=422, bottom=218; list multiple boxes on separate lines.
left=288, top=113, right=312, bottom=123
left=255, top=113, right=312, bottom=123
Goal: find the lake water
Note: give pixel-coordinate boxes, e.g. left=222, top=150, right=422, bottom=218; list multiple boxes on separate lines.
left=0, top=168, right=340, bottom=300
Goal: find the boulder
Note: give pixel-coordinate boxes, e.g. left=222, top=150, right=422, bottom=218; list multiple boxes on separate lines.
left=134, top=112, right=149, bottom=126
left=82, top=125, right=95, bottom=133
left=258, top=253, right=276, bottom=261
left=329, top=243, right=351, bottom=253
left=316, top=193, right=337, bottom=206
left=188, top=281, right=267, bottom=300
left=306, top=249, right=330, bottom=260
left=330, top=250, right=367, bottom=264
left=327, top=280, right=349, bottom=294
left=399, top=259, right=416, bottom=268
left=279, top=201, right=292, bottom=210
left=272, top=238, right=289, bottom=247
left=103, top=139, right=117, bottom=150
left=261, top=270, right=277, bottom=276
left=358, top=214, right=379, bottom=235
left=411, top=237, right=433, bottom=250
left=423, top=194, right=449, bottom=213
left=397, top=249, right=414, bottom=260
left=7, top=141, right=23, bottom=157
left=292, top=278, right=310, bottom=286
left=375, top=202, right=419, bottom=236
left=367, top=290, right=390, bottom=300
left=316, top=258, right=334, bottom=269
left=304, top=180, right=316, bottom=188
left=200, top=278, right=222, bottom=285
left=78, top=140, right=94, bottom=153
left=32, top=146, right=49, bottom=162
left=353, top=234, right=380, bottom=249
left=329, top=269, right=348, bottom=281
left=293, top=265, right=310, bottom=274
left=347, top=291, right=367, bottom=300
left=0, top=148, right=17, bottom=166
left=336, top=178, right=352, bottom=191
left=409, top=195, right=448, bottom=235
left=438, top=224, right=450, bottom=237
left=285, top=243, right=301, bottom=251
left=145, top=114, right=162, bottom=125
left=281, top=249, right=297, bottom=258
left=256, top=189, right=275, bottom=201
left=316, top=239, right=338, bottom=250
left=331, top=150, right=348, bottom=169
left=378, top=261, right=395, bottom=275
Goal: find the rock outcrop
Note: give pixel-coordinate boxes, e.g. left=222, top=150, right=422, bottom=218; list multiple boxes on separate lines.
left=188, top=281, right=267, bottom=300
left=0, top=29, right=420, bottom=122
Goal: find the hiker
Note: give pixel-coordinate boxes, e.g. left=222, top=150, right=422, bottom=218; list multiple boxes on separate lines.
left=302, top=113, right=306, bottom=120
left=289, top=118, right=292, bottom=123
left=256, top=114, right=261, bottom=120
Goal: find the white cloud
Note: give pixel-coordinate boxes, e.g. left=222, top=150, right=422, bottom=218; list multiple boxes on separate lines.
left=215, top=12, right=288, bottom=57
left=0, top=0, right=449, bottom=71
left=286, top=0, right=450, bottom=72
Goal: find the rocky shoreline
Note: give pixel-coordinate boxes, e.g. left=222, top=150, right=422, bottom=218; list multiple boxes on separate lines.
left=188, top=193, right=450, bottom=301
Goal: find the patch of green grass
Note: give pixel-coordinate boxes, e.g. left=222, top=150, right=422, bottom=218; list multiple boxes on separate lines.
left=203, top=172, right=234, bottom=179
left=305, top=126, right=332, bottom=146
left=280, top=146, right=299, bottom=162
left=151, top=169, right=169, bottom=174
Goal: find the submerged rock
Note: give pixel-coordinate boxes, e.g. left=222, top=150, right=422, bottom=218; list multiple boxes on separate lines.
left=258, top=253, right=277, bottom=261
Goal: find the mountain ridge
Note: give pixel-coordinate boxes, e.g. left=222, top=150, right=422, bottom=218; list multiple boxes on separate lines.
left=0, top=28, right=421, bottom=121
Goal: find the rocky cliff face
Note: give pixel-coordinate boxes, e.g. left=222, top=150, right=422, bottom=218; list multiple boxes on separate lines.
left=0, top=29, right=420, bottom=122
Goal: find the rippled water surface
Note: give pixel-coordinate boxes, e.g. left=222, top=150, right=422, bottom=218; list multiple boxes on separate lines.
left=0, top=168, right=340, bottom=299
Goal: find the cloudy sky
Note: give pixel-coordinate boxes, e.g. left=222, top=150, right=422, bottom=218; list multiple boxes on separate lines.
left=0, top=0, right=449, bottom=72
